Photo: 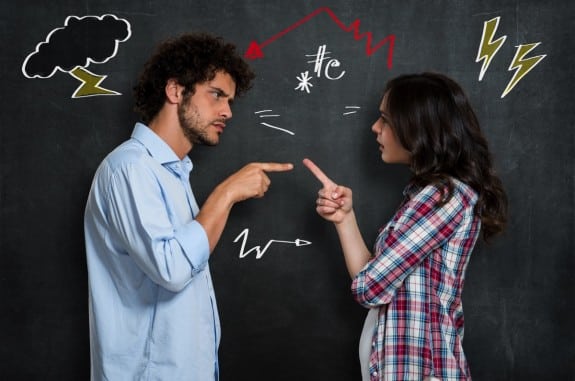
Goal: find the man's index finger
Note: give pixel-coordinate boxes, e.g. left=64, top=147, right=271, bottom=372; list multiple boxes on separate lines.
left=258, top=162, right=294, bottom=172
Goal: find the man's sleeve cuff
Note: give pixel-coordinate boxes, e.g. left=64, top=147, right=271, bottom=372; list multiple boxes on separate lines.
left=174, top=220, right=210, bottom=274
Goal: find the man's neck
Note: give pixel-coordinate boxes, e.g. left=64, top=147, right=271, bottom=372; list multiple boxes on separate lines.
left=147, top=108, right=192, bottom=160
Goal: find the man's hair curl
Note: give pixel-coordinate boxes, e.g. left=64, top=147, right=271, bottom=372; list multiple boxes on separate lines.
left=133, top=33, right=255, bottom=123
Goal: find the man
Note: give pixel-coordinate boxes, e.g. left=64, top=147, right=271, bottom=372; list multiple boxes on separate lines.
left=84, top=33, right=293, bottom=380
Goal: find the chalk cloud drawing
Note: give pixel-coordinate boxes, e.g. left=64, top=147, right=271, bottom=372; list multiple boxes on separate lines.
left=476, top=16, right=546, bottom=98
left=233, top=228, right=311, bottom=260
left=22, top=14, right=132, bottom=98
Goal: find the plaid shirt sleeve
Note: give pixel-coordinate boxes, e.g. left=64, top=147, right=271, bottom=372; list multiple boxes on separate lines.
left=351, top=183, right=466, bottom=307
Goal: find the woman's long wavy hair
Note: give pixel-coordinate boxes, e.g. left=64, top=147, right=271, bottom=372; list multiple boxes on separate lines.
left=133, top=33, right=255, bottom=124
left=383, top=72, right=507, bottom=241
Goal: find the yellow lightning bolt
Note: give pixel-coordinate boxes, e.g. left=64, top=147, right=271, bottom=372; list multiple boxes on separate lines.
left=476, top=17, right=507, bottom=81
left=501, top=42, right=546, bottom=98
left=69, top=67, right=121, bottom=98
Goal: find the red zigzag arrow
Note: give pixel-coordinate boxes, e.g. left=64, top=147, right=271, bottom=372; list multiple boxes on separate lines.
left=244, top=6, right=395, bottom=69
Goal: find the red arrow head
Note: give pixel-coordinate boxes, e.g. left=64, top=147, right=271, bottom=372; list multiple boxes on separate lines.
left=244, top=41, right=264, bottom=60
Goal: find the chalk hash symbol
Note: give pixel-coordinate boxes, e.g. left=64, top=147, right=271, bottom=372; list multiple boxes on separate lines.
left=295, top=44, right=346, bottom=94
left=476, top=16, right=546, bottom=98
left=233, top=228, right=312, bottom=259
left=22, top=14, right=131, bottom=98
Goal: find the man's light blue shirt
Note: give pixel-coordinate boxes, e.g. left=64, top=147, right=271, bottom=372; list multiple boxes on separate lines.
left=84, top=123, right=220, bottom=380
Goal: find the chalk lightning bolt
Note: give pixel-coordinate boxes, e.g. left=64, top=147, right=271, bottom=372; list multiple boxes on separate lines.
left=69, top=66, right=121, bottom=98
left=476, top=17, right=507, bottom=81
left=501, top=42, right=546, bottom=98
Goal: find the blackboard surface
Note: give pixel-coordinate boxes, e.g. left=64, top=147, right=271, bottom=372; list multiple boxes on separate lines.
left=1, top=1, right=573, bottom=379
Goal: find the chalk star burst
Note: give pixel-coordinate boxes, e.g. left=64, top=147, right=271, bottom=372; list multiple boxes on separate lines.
left=295, top=71, right=313, bottom=93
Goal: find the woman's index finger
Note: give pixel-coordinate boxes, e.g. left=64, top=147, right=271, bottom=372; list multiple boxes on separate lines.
left=302, top=158, right=335, bottom=187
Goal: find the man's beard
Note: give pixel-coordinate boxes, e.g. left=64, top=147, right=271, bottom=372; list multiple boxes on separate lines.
left=177, top=100, right=219, bottom=146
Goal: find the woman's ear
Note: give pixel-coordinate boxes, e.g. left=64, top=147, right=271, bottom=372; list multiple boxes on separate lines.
left=165, top=79, right=182, bottom=104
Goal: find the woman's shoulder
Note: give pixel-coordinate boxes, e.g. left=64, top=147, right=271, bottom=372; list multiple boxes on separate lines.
left=407, top=177, right=478, bottom=209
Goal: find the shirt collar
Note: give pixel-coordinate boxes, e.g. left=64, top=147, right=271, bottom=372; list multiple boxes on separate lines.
left=131, top=122, right=194, bottom=174
left=402, top=181, right=421, bottom=199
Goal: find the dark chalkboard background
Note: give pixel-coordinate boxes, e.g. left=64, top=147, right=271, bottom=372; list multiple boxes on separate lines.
left=1, top=0, right=573, bottom=379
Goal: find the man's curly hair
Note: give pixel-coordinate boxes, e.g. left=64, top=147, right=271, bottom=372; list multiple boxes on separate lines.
left=133, top=33, right=255, bottom=124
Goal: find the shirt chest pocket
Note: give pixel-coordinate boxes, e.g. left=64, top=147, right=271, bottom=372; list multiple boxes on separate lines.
left=373, top=201, right=410, bottom=256
left=373, top=220, right=395, bottom=257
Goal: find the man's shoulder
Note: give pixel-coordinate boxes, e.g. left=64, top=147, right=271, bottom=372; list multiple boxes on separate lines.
left=104, top=138, right=150, bottom=169
left=91, top=139, right=155, bottom=186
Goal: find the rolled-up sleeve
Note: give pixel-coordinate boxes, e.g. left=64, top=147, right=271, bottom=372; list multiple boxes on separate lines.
left=351, top=185, right=465, bottom=307
left=105, top=160, right=209, bottom=292
left=174, top=220, right=210, bottom=273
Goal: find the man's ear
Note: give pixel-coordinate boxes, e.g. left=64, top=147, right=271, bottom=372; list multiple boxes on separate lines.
left=165, top=79, right=183, bottom=104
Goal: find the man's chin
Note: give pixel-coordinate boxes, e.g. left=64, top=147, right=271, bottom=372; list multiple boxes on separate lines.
left=196, top=137, right=219, bottom=147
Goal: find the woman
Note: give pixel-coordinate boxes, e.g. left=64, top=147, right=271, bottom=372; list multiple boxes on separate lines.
left=303, top=72, right=507, bottom=380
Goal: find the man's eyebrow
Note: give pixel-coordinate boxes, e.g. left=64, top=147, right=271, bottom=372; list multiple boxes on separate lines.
left=209, top=86, right=228, bottom=96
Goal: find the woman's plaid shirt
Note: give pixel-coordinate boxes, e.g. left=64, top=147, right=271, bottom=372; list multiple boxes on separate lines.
left=352, top=178, right=481, bottom=381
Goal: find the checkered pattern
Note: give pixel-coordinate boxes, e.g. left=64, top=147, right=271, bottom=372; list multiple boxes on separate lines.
left=352, top=179, right=480, bottom=380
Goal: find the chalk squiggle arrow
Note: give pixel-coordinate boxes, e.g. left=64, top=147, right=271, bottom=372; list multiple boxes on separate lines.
left=233, top=228, right=311, bottom=259
left=244, top=6, right=395, bottom=69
